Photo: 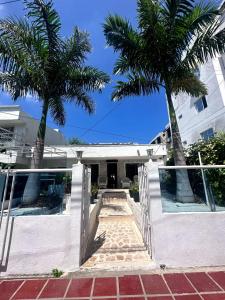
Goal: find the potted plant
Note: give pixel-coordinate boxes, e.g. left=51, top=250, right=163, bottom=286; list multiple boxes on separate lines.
left=129, top=182, right=139, bottom=202
left=91, top=184, right=99, bottom=203
left=62, top=174, right=72, bottom=194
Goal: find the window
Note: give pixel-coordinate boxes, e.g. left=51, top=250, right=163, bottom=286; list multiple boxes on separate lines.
left=90, top=164, right=99, bottom=184
left=126, top=164, right=138, bottom=181
left=194, top=96, right=207, bottom=113
left=156, top=137, right=161, bottom=144
left=200, top=128, right=214, bottom=140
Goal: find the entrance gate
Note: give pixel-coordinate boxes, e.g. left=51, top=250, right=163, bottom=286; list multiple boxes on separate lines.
left=138, top=164, right=151, bottom=256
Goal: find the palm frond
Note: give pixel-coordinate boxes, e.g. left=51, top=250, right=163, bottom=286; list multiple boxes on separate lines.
left=68, top=67, right=110, bottom=92
left=162, top=0, right=195, bottom=21
left=103, top=15, right=140, bottom=56
left=112, top=74, right=160, bottom=101
left=171, top=71, right=207, bottom=97
left=183, top=19, right=225, bottom=68
left=137, top=0, right=160, bottom=30
left=174, top=3, right=219, bottom=62
left=49, top=96, right=65, bottom=125
left=0, top=71, right=36, bottom=100
left=113, top=55, right=131, bottom=75
left=0, top=17, right=45, bottom=73
left=65, top=88, right=95, bottom=114
left=62, top=27, right=91, bottom=67
left=24, top=0, right=61, bottom=52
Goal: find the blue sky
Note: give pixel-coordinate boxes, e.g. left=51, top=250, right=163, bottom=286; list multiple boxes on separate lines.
left=0, top=0, right=170, bottom=144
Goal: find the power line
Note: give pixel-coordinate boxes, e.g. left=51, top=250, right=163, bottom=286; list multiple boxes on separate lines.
left=0, top=110, right=148, bottom=142
left=0, top=0, right=20, bottom=4
left=79, top=102, right=123, bottom=138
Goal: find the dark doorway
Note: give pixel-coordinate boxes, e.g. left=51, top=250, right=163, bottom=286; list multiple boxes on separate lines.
left=107, top=163, right=117, bottom=188
left=90, top=164, right=99, bottom=184
left=126, top=163, right=138, bottom=181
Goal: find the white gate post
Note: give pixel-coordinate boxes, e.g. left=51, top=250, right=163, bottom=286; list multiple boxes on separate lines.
left=70, top=163, right=84, bottom=268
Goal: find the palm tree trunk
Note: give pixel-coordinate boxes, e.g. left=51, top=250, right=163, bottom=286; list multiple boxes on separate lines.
left=165, top=86, right=194, bottom=203
left=22, top=100, right=49, bottom=205
left=32, top=100, right=49, bottom=168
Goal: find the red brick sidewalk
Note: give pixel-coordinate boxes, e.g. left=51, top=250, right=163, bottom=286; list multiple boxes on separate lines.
left=1, top=271, right=225, bottom=300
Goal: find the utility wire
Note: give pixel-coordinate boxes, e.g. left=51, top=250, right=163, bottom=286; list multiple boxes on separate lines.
left=79, top=101, right=123, bottom=138
left=0, top=0, right=20, bottom=4
left=0, top=110, right=148, bottom=142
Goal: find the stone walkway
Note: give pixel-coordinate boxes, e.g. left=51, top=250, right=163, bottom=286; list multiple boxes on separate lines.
left=1, top=271, right=225, bottom=299
left=82, top=192, right=151, bottom=270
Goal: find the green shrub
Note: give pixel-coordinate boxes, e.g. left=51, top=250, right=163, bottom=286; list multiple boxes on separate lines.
left=52, top=268, right=64, bottom=278
left=166, top=133, right=225, bottom=206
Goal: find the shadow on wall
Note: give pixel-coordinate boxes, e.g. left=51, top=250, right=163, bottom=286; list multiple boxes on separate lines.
left=0, top=217, right=14, bottom=273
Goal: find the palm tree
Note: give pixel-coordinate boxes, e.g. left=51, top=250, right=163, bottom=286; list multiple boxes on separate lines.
left=103, top=0, right=225, bottom=202
left=0, top=0, right=109, bottom=203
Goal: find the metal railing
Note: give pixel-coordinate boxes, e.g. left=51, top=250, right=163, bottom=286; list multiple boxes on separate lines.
left=0, top=168, right=72, bottom=265
left=138, top=164, right=152, bottom=256
left=158, top=165, right=225, bottom=213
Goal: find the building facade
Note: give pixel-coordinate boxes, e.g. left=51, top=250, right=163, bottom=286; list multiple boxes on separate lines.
left=43, top=143, right=167, bottom=188
left=173, top=55, right=225, bottom=146
left=171, top=2, right=225, bottom=146
left=0, top=105, right=67, bottom=166
left=150, top=124, right=171, bottom=149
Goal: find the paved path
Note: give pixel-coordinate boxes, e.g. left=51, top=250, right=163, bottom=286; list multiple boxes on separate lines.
left=1, top=271, right=225, bottom=299
left=82, top=192, right=151, bottom=270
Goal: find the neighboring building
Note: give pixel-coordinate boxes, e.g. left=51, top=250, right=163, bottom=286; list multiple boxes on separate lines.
left=171, top=2, right=225, bottom=146
left=172, top=56, right=225, bottom=146
left=0, top=105, right=66, bottom=146
left=150, top=124, right=171, bottom=149
left=0, top=105, right=67, bottom=166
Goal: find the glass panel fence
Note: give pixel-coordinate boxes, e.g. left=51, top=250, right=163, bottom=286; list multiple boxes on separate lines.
left=0, top=171, right=72, bottom=216
left=159, top=167, right=225, bottom=213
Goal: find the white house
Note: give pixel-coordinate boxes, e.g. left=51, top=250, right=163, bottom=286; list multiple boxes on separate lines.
left=42, top=143, right=167, bottom=188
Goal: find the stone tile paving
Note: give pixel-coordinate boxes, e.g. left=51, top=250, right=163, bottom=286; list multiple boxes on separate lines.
left=1, top=271, right=225, bottom=299
left=82, top=193, right=151, bottom=269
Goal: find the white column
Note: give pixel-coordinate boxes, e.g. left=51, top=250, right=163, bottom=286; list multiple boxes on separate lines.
left=70, top=163, right=84, bottom=267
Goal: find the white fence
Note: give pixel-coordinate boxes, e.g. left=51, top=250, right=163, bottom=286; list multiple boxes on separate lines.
left=143, top=163, right=225, bottom=268
left=0, top=163, right=91, bottom=276
left=138, top=164, right=151, bottom=256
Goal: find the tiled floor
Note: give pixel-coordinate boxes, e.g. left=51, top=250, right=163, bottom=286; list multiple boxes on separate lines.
left=82, top=193, right=151, bottom=270
left=1, top=271, right=225, bottom=300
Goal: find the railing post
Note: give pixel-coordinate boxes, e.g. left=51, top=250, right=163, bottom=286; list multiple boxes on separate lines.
left=70, top=162, right=84, bottom=268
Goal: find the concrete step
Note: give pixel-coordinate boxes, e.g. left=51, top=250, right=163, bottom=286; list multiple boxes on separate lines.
left=82, top=250, right=151, bottom=269
left=96, top=246, right=147, bottom=253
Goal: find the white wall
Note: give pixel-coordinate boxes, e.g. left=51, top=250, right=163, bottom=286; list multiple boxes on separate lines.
left=43, top=144, right=167, bottom=161
left=0, top=215, right=78, bottom=275
left=173, top=57, right=225, bottom=146
left=20, top=110, right=66, bottom=146
left=148, top=165, right=225, bottom=268
left=0, top=164, right=85, bottom=276
left=0, top=106, right=67, bottom=147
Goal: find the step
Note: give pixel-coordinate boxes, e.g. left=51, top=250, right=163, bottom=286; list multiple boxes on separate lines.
left=96, top=246, right=147, bottom=253
left=82, top=250, right=151, bottom=269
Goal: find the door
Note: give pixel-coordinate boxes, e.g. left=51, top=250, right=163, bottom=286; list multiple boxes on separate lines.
left=90, top=164, right=99, bottom=185
left=107, top=163, right=117, bottom=188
